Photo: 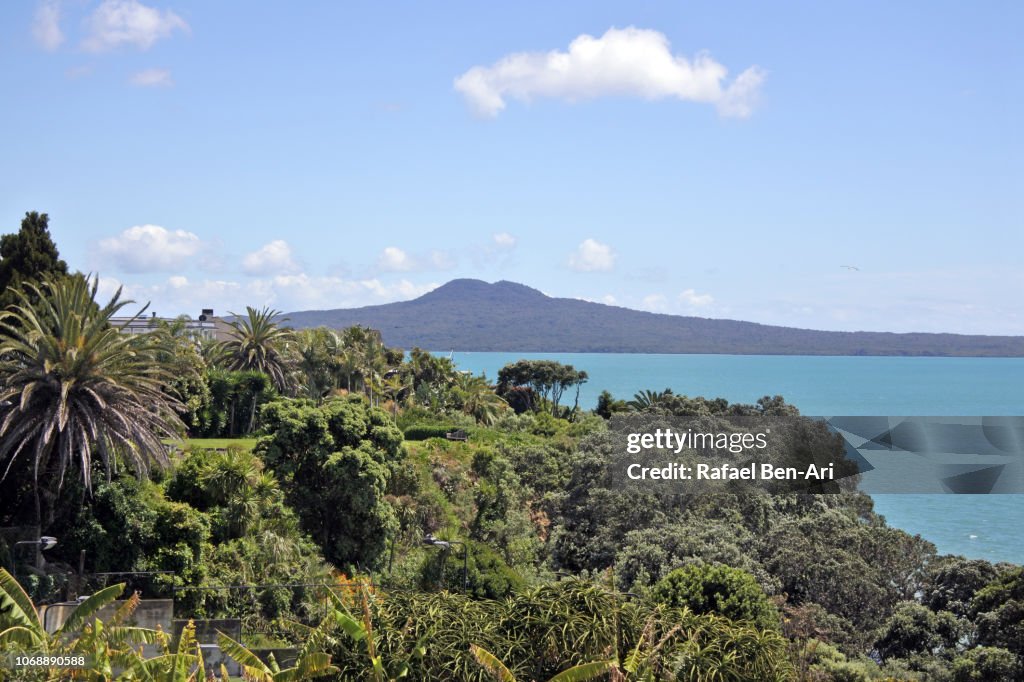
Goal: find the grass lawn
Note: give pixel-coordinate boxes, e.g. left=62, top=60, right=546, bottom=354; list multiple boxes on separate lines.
left=165, top=437, right=259, bottom=452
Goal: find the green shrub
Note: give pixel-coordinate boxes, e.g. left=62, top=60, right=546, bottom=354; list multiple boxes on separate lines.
left=419, top=539, right=526, bottom=599
left=875, top=601, right=960, bottom=660
left=650, top=563, right=780, bottom=631
left=952, top=646, right=1020, bottom=681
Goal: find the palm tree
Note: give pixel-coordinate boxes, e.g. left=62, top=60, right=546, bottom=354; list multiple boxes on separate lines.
left=339, top=325, right=371, bottom=393
left=0, top=276, right=184, bottom=526
left=360, top=335, right=387, bottom=406
left=456, top=374, right=508, bottom=425
left=292, top=327, right=341, bottom=403
left=337, top=346, right=362, bottom=393
left=199, top=449, right=282, bottom=538
left=408, top=348, right=458, bottom=411
left=627, top=388, right=673, bottom=411
left=199, top=333, right=230, bottom=369
left=221, top=306, right=294, bottom=393
left=381, top=371, right=413, bottom=417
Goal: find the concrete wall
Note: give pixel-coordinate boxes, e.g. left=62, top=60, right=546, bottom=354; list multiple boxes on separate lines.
left=172, top=619, right=243, bottom=678
left=43, top=598, right=173, bottom=662
left=43, top=598, right=174, bottom=635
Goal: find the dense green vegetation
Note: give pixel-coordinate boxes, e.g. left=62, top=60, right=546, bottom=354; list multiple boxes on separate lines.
left=1, top=217, right=1022, bottom=680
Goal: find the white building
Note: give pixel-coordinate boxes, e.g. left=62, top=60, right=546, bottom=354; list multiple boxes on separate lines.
left=110, top=308, right=232, bottom=341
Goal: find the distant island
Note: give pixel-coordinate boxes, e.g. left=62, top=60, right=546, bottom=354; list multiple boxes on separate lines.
left=285, top=279, right=1024, bottom=356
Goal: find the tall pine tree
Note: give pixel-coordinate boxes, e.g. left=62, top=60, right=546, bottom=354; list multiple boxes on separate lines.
left=0, top=211, right=69, bottom=310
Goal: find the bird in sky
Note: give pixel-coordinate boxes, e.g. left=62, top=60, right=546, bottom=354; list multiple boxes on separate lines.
left=841, top=265, right=860, bottom=271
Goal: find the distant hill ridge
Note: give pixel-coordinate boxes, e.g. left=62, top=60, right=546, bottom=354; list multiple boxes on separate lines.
left=284, top=279, right=1024, bottom=357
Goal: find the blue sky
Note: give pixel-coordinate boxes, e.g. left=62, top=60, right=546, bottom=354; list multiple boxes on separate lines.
left=1, top=1, right=1021, bottom=334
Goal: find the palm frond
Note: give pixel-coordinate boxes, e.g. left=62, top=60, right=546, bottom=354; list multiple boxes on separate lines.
left=217, top=631, right=273, bottom=681
left=0, top=568, right=43, bottom=634
left=547, top=661, right=618, bottom=682
left=57, top=582, right=125, bottom=635
left=470, top=644, right=517, bottom=682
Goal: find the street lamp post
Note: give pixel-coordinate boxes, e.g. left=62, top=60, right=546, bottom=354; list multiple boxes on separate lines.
left=14, top=536, right=58, bottom=571
left=15, top=536, right=58, bottom=550
left=422, top=534, right=468, bottom=592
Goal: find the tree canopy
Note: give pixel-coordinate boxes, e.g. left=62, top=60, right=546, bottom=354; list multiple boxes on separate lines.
left=0, top=211, right=68, bottom=311
left=496, top=359, right=588, bottom=416
left=255, top=396, right=403, bottom=570
left=651, top=563, right=780, bottom=631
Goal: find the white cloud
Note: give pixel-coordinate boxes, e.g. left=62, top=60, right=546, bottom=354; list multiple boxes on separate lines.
left=471, top=232, right=518, bottom=268
left=97, top=224, right=203, bottom=272
left=568, top=238, right=616, bottom=272
left=266, top=274, right=438, bottom=309
left=455, top=26, right=765, bottom=118
left=169, top=278, right=241, bottom=308
left=427, top=250, right=456, bottom=270
left=95, top=275, right=127, bottom=303
left=493, top=232, right=517, bottom=249
left=376, top=246, right=456, bottom=273
left=111, top=273, right=438, bottom=314
left=377, top=246, right=413, bottom=272
left=714, top=66, right=765, bottom=119
left=82, top=0, right=189, bottom=52
left=573, top=293, right=620, bottom=306
left=242, top=239, right=301, bottom=276
left=129, top=68, right=173, bottom=87
left=679, top=288, right=714, bottom=307
left=640, top=294, right=668, bottom=313
left=32, top=1, right=64, bottom=51
left=96, top=275, right=236, bottom=314
left=636, top=290, right=714, bottom=314
left=254, top=275, right=437, bottom=311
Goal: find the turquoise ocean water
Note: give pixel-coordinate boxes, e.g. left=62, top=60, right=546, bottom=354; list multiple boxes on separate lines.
left=445, top=352, right=1024, bottom=564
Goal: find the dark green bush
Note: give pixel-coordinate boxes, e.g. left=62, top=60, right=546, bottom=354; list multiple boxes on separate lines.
left=418, top=539, right=525, bottom=599
left=651, top=563, right=780, bottom=631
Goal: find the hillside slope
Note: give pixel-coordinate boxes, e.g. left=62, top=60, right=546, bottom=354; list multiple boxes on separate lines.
left=284, top=279, right=1024, bottom=356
